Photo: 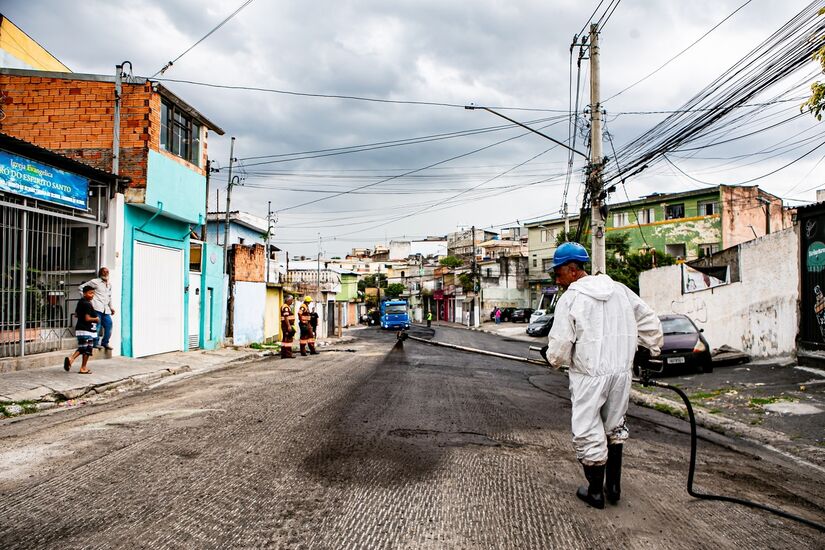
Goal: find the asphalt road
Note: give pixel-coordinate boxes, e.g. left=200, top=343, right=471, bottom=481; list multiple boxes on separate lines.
left=0, top=325, right=823, bottom=549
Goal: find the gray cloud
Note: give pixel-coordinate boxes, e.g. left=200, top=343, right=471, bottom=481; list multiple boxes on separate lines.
left=4, top=0, right=821, bottom=256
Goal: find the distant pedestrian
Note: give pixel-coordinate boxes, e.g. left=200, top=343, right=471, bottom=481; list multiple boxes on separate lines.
left=64, top=285, right=99, bottom=374
left=280, top=295, right=296, bottom=359
left=310, top=303, right=319, bottom=335
left=298, top=296, right=319, bottom=356
left=78, top=267, right=115, bottom=350
left=426, top=310, right=432, bottom=328
left=495, top=308, right=502, bottom=324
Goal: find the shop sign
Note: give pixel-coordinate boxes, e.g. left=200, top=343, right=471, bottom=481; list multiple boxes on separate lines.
left=0, top=149, right=89, bottom=209
left=808, top=241, right=825, bottom=273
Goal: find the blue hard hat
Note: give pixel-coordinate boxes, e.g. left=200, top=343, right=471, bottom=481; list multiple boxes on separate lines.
left=551, top=242, right=590, bottom=269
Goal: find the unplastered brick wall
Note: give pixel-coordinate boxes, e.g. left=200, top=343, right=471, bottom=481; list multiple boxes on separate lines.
left=232, top=243, right=266, bottom=282
left=0, top=74, right=158, bottom=188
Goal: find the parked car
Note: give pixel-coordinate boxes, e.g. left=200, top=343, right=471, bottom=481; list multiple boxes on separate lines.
left=526, top=315, right=554, bottom=337
left=490, top=307, right=516, bottom=322
left=655, top=314, right=713, bottom=374
left=510, top=308, right=534, bottom=323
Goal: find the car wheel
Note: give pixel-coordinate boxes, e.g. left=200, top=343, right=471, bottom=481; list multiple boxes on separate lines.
left=701, top=362, right=714, bottom=374
left=632, top=364, right=641, bottom=378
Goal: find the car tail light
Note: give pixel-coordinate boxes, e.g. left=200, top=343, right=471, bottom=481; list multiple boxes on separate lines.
left=693, top=339, right=706, bottom=353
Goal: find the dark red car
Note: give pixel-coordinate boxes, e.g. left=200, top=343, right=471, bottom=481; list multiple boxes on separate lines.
left=657, top=314, right=713, bottom=374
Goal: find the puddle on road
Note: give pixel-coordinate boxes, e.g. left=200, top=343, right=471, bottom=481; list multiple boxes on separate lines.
left=76, top=408, right=224, bottom=431
left=763, top=402, right=823, bottom=415
left=0, top=442, right=73, bottom=483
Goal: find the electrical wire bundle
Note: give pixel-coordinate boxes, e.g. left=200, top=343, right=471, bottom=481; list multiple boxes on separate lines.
left=602, top=1, right=825, bottom=188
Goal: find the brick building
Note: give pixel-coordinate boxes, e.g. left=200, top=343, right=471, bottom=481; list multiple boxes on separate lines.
left=0, top=67, right=225, bottom=356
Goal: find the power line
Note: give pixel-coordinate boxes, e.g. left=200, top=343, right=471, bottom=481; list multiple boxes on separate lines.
left=597, top=0, right=622, bottom=30
left=152, top=0, right=255, bottom=77
left=663, top=139, right=825, bottom=187
left=275, top=117, right=568, bottom=213
left=237, top=115, right=567, bottom=166
left=603, top=1, right=825, bottom=188
left=577, top=0, right=606, bottom=38
left=605, top=0, right=754, bottom=102
left=146, top=76, right=571, bottom=112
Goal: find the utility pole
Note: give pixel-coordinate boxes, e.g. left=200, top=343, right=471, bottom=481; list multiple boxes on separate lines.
left=471, top=225, right=478, bottom=328
left=316, top=233, right=322, bottom=304
left=266, top=200, right=272, bottom=283
left=223, top=136, right=236, bottom=275
left=112, top=64, right=123, bottom=177
left=215, top=189, right=220, bottom=244
left=202, top=159, right=211, bottom=241
left=589, top=23, right=606, bottom=274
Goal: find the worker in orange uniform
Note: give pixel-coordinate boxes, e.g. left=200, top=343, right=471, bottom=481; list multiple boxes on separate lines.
left=298, top=296, right=320, bottom=356
left=280, top=295, right=296, bottom=359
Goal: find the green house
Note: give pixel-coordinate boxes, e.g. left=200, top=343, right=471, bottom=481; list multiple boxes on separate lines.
left=606, top=185, right=789, bottom=261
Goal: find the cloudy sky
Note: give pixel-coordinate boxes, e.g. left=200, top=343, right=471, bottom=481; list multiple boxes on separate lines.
left=5, top=0, right=823, bottom=256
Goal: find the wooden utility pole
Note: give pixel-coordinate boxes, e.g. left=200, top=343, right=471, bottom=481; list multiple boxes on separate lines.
left=589, top=23, right=606, bottom=274
left=222, top=136, right=236, bottom=275
left=202, top=159, right=211, bottom=241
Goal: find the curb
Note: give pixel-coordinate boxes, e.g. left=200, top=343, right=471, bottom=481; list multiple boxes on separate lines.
left=628, top=387, right=825, bottom=469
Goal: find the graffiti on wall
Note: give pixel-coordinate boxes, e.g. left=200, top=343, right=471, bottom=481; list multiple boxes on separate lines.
left=669, top=294, right=707, bottom=324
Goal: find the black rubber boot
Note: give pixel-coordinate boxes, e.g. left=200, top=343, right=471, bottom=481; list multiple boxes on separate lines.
left=300, top=344, right=307, bottom=357
left=576, top=464, right=605, bottom=509
left=605, top=444, right=623, bottom=504
left=309, top=343, right=319, bottom=355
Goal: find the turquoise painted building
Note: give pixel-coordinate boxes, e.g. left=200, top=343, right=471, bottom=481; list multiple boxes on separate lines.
left=121, top=98, right=225, bottom=357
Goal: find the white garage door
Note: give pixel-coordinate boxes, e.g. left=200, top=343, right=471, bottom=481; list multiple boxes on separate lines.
left=133, top=242, right=184, bottom=357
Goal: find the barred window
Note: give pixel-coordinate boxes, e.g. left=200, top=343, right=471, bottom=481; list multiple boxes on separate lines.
left=160, top=99, right=201, bottom=166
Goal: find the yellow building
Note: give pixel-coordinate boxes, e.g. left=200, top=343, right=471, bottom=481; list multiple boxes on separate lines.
left=0, top=14, right=71, bottom=72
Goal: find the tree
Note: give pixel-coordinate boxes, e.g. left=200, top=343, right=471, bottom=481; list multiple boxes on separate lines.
left=439, top=255, right=463, bottom=268
left=458, top=272, right=477, bottom=293
left=551, top=233, right=675, bottom=294
left=384, top=283, right=406, bottom=298
left=803, top=8, right=825, bottom=120
left=357, top=273, right=387, bottom=292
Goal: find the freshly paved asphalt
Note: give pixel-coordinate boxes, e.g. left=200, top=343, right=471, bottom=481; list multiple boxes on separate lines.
left=0, top=325, right=822, bottom=549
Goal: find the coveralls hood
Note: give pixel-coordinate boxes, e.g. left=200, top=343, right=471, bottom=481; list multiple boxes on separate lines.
left=568, top=273, right=616, bottom=301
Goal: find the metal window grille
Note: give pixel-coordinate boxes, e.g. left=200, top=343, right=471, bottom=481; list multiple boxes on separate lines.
left=0, top=193, right=107, bottom=358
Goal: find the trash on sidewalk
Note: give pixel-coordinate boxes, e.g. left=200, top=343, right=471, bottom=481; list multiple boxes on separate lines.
left=711, top=344, right=750, bottom=365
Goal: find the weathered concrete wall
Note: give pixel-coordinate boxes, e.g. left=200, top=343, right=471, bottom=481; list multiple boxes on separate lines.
left=232, top=281, right=266, bottom=346
left=610, top=215, right=721, bottom=261
left=722, top=186, right=792, bottom=248
left=640, top=226, right=799, bottom=358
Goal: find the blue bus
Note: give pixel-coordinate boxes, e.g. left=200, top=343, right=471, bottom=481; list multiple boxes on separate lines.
left=380, top=299, right=411, bottom=330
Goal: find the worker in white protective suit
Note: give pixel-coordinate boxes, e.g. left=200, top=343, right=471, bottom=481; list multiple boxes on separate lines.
left=542, top=242, right=663, bottom=509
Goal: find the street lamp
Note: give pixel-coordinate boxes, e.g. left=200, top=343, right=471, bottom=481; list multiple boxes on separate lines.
left=464, top=104, right=588, bottom=159
left=467, top=104, right=601, bottom=270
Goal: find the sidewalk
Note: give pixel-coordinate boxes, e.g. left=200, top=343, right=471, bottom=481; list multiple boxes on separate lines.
left=634, top=359, right=825, bottom=467
left=0, top=348, right=263, bottom=416
left=430, top=320, right=538, bottom=343
left=0, top=329, right=363, bottom=417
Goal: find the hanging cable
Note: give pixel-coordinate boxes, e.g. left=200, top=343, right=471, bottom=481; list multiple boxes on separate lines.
left=152, top=0, right=256, bottom=77
left=605, top=0, right=754, bottom=102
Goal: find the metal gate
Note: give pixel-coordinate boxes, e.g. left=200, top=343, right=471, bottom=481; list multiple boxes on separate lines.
left=1, top=203, right=74, bottom=357
left=799, top=207, right=825, bottom=350
left=132, top=242, right=184, bottom=357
